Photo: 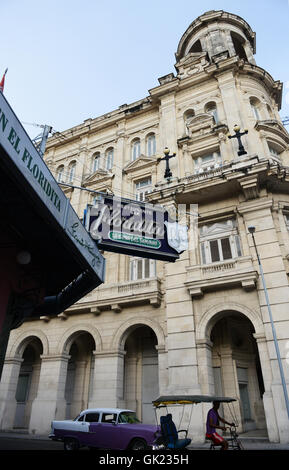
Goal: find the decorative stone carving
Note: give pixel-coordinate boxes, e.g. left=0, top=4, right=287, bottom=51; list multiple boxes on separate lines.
left=175, top=52, right=209, bottom=79
left=238, top=175, right=259, bottom=200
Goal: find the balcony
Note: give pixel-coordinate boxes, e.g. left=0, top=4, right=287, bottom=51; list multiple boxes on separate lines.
left=68, top=277, right=163, bottom=314
left=185, top=256, right=258, bottom=298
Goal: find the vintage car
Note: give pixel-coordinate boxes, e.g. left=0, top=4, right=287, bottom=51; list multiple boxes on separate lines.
left=49, top=408, right=160, bottom=450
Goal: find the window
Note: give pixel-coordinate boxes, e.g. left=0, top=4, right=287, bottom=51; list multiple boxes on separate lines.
left=68, top=161, right=76, bottom=182
left=268, top=145, right=281, bottom=160
left=84, top=413, right=99, bottom=423
left=135, top=177, right=152, bottom=201
left=56, top=165, right=65, bottom=183
left=200, top=219, right=242, bottom=264
left=184, top=109, right=195, bottom=125
left=231, top=32, right=248, bottom=61
left=130, top=257, right=156, bottom=280
left=205, top=102, right=218, bottom=123
left=194, top=151, right=221, bottom=174
left=147, top=134, right=156, bottom=156
left=101, top=413, right=117, bottom=423
left=250, top=98, right=261, bottom=120
left=266, top=104, right=274, bottom=119
left=284, top=213, right=289, bottom=230
left=189, top=40, right=202, bottom=53
left=118, top=412, right=140, bottom=424
left=131, top=138, right=141, bottom=161
left=92, top=152, right=100, bottom=172
left=106, top=148, right=114, bottom=170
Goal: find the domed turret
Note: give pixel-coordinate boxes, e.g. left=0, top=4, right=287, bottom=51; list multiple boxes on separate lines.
left=176, top=10, right=256, bottom=65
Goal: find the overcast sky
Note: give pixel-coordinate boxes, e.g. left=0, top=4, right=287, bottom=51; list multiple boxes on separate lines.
left=2, top=0, right=289, bottom=139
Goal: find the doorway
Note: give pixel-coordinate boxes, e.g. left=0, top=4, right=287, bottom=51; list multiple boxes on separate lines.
left=210, top=312, right=266, bottom=433
left=14, top=338, right=42, bottom=429
left=124, top=326, right=159, bottom=424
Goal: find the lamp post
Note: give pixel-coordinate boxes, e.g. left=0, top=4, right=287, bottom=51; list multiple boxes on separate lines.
left=248, top=225, right=289, bottom=419
left=157, top=147, right=176, bottom=179
left=228, top=124, right=248, bottom=156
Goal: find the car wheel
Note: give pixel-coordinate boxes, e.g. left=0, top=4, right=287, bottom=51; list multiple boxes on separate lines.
left=129, top=438, right=147, bottom=450
left=64, top=437, right=79, bottom=451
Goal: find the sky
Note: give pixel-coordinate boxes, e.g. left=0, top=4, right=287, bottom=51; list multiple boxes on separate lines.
left=1, top=0, right=289, bottom=140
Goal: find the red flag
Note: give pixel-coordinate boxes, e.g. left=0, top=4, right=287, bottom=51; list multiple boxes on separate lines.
left=0, top=68, right=8, bottom=93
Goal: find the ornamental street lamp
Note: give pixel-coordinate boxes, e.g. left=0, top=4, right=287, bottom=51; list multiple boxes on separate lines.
left=157, top=147, right=176, bottom=179
left=248, top=225, right=289, bottom=420
left=228, top=124, right=248, bottom=156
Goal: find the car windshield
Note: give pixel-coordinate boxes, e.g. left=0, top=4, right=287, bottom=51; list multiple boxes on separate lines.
left=118, top=412, right=140, bottom=424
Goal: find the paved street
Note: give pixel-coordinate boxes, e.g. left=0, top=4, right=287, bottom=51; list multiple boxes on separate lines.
left=0, top=434, right=63, bottom=451
left=0, top=432, right=289, bottom=452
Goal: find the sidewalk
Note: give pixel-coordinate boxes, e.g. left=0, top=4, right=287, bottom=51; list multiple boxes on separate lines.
left=188, top=440, right=289, bottom=451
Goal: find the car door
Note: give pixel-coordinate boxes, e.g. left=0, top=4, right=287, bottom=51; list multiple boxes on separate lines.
left=81, top=412, right=101, bottom=447
left=96, top=412, right=120, bottom=449
left=72, top=413, right=90, bottom=436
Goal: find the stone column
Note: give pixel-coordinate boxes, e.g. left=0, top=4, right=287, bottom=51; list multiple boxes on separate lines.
left=244, top=204, right=289, bottom=443
left=180, top=142, right=193, bottom=177
left=29, top=353, right=70, bottom=434
left=196, top=339, right=214, bottom=395
left=156, top=344, right=167, bottom=395
left=165, top=243, right=204, bottom=441
left=217, top=71, right=251, bottom=156
left=159, top=94, right=179, bottom=178
left=88, top=349, right=126, bottom=409
left=254, top=333, right=280, bottom=442
left=25, top=362, right=41, bottom=429
left=123, top=356, right=137, bottom=412
left=0, top=356, right=23, bottom=430
left=70, top=360, right=87, bottom=418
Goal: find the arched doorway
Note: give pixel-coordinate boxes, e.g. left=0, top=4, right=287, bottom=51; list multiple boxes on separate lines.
left=210, top=312, right=266, bottom=433
left=124, top=326, right=159, bottom=425
left=14, top=337, right=43, bottom=429
left=64, top=331, right=96, bottom=419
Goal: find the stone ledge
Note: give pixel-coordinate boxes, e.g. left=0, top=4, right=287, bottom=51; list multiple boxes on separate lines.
left=66, top=277, right=163, bottom=314
left=185, top=256, right=258, bottom=297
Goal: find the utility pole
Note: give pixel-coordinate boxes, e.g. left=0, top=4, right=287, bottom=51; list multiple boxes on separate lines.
left=22, top=121, right=53, bottom=158
left=38, top=124, right=52, bottom=158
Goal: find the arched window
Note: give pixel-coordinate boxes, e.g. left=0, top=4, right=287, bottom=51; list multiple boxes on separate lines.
left=231, top=32, right=248, bottom=61
left=205, top=102, right=218, bottom=123
left=92, top=152, right=100, bottom=173
left=56, top=165, right=65, bottom=183
left=250, top=98, right=261, bottom=120
left=131, top=138, right=141, bottom=161
left=189, top=40, right=202, bottom=53
left=68, top=161, right=76, bottom=183
left=266, top=104, right=274, bottom=120
left=105, top=148, right=114, bottom=170
left=268, top=142, right=282, bottom=161
left=184, top=109, right=195, bottom=124
left=146, top=133, right=156, bottom=156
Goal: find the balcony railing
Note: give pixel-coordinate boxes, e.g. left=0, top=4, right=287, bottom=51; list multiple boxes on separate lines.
left=71, top=277, right=163, bottom=314
left=185, top=256, right=258, bottom=297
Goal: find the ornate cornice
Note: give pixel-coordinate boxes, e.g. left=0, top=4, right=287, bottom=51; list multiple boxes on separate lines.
left=123, top=155, right=158, bottom=175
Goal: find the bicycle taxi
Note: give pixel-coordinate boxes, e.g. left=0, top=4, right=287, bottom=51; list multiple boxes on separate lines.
left=152, top=394, right=243, bottom=450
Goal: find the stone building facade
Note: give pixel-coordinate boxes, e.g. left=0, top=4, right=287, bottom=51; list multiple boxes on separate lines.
left=1, top=10, right=289, bottom=443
